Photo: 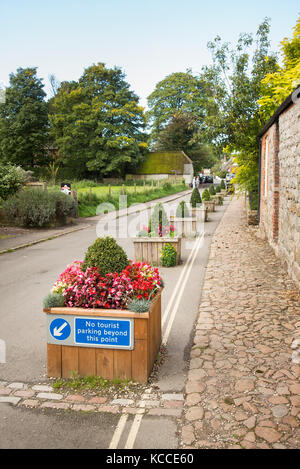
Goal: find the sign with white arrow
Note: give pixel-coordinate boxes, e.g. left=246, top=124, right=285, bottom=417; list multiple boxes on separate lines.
left=49, top=318, right=71, bottom=341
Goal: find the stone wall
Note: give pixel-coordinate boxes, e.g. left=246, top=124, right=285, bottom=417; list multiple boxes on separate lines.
left=260, top=97, right=300, bottom=287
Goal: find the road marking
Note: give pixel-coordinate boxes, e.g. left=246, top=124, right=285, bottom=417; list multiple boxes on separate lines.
left=108, top=414, right=128, bottom=449
left=161, top=236, right=199, bottom=328
left=108, top=196, right=201, bottom=451
left=162, top=233, right=203, bottom=345
left=124, top=413, right=143, bottom=449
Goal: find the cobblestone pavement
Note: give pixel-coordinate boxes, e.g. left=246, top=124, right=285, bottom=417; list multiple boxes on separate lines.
left=180, top=196, right=300, bottom=449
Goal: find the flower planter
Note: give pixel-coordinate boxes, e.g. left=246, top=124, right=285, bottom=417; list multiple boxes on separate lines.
left=220, top=190, right=227, bottom=197
left=132, top=237, right=181, bottom=266
left=44, top=289, right=162, bottom=384
left=170, top=217, right=198, bottom=237
left=212, top=195, right=223, bottom=206
left=203, top=200, right=215, bottom=212
left=191, top=207, right=208, bottom=222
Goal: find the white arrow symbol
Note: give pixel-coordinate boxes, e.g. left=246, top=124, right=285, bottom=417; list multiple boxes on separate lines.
left=53, top=322, right=68, bottom=337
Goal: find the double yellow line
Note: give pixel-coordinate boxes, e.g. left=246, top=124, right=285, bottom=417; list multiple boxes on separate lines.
left=162, top=233, right=204, bottom=344
left=108, top=233, right=204, bottom=450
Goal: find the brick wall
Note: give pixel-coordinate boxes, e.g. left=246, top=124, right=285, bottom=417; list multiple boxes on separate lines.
left=260, top=97, right=300, bottom=287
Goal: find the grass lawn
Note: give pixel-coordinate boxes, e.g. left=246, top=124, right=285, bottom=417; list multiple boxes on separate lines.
left=77, top=185, right=146, bottom=197
left=75, top=182, right=188, bottom=217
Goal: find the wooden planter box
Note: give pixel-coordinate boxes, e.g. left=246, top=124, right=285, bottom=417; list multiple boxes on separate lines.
left=212, top=195, right=223, bottom=206
left=170, top=217, right=198, bottom=237
left=191, top=207, right=208, bottom=222
left=203, top=200, right=215, bottom=212
left=132, top=236, right=181, bottom=266
left=43, top=290, right=162, bottom=384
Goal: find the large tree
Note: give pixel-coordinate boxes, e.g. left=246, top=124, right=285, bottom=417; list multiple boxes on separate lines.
left=49, top=63, right=148, bottom=178
left=196, top=18, right=278, bottom=192
left=146, top=71, right=206, bottom=144
left=0, top=67, right=49, bottom=168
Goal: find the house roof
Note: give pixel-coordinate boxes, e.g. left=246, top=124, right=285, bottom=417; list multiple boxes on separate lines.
left=258, top=85, right=300, bottom=138
left=134, top=151, right=193, bottom=175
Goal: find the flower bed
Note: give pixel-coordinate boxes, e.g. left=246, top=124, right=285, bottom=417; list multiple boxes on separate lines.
left=49, top=259, right=162, bottom=309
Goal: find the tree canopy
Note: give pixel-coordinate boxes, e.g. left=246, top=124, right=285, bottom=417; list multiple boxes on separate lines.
left=196, top=18, right=278, bottom=192
left=0, top=67, right=49, bottom=168
left=49, top=63, right=148, bottom=178
left=258, top=16, right=300, bottom=120
left=146, top=71, right=206, bottom=143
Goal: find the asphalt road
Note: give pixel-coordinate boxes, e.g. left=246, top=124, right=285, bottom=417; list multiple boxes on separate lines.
left=0, top=191, right=230, bottom=449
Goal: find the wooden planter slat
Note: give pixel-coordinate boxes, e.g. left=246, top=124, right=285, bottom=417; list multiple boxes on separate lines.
left=191, top=207, right=208, bottom=222
left=96, top=349, right=114, bottom=380
left=47, top=343, right=62, bottom=377
left=44, top=290, right=162, bottom=383
left=203, top=201, right=215, bottom=212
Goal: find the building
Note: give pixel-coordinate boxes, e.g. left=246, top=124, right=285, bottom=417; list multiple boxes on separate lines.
left=127, top=151, right=194, bottom=185
left=258, top=85, right=300, bottom=287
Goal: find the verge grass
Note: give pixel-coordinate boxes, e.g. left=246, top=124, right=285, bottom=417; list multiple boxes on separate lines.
left=76, top=182, right=187, bottom=218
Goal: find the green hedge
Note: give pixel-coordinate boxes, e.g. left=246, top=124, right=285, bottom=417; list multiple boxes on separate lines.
left=4, top=188, right=77, bottom=227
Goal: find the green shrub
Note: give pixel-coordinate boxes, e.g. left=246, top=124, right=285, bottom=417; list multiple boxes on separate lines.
left=176, top=201, right=190, bottom=218
left=162, top=181, right=172, bottom=191
left=220, top=179, right=226, bottom=190
left=4, top=189, right=76, bottom=227
left=43, top=293, right=65, bottom=308
left=215, top=185, right=221, bottom=193
left=127, top=298, right=151, bottom=313
left=0, top=163, right=27, bottom=201
left=82, top=236, right=128, bottom=275
left=202, top=189, right=211, bottom=201
left=160, top=243, right=177, bottom=267
left=209, top=184, right=216, bottom=196
left=190, top=188, right=202, bottom=207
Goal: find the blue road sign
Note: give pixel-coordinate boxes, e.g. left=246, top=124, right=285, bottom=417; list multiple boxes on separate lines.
left=74, top=317, right=133, bottom=349
left=50, top=318, right=71, bottom=341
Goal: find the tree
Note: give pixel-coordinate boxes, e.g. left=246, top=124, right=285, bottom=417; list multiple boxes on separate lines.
left=0, top=67, right=49, bottom=168
left=258, top=16, right=300, bottom=120
left=147, top=71, right=206, bottom=143
left=49, top=63, right=148, bottom=178
left=197, top=18, right=278, bottom=193
left=153, top=110, right=218, bottom=172
left=48, top=74, right=61, bottom=98
left=154, top=111, right=197, bottom=152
